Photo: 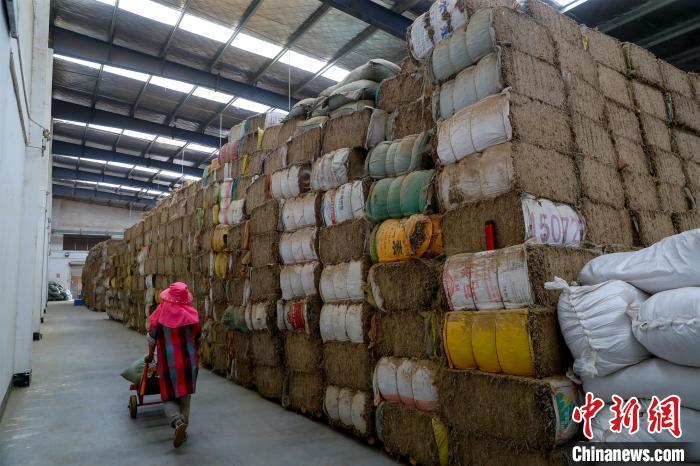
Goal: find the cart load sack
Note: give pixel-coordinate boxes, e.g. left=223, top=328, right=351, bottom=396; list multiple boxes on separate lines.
left=546, top=277, right=650, bottom=377
left=578, top=229, right=700, bottom=294
left=631, top=287, right=700, bottom=367
left=121, top=355, right=152, bottom=385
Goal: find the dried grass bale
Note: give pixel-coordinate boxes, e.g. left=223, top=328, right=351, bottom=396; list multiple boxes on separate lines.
left=284, top=332, right=323, bottom=373
left=323, top=342, right=373, bottom=391
left=251, top=330, right=283, bottom=367
left=254, top=365, right=286, bottom=401
left=439, top=370, right=577, bottom=450
left=580, top=200, right=634, bottom=248
left=377, top=72, right=423, bottom=113
left=376, top=402, right=441, bottom=466
left=287, top=371, right=324, bottom=415
left=369, top=259, right=439, bottom=312
left=318, top=219, right=372, bottom=265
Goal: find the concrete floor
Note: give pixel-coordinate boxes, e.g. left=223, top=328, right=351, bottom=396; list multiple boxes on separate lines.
left=0, top=302, right=395, bottom=466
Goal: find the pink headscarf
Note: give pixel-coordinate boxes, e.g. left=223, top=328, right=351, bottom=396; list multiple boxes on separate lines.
left=148, top=282, right=200, bottom=329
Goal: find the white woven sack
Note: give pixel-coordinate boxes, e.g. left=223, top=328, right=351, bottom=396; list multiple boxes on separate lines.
left=545, top=278, right=650, bottom=377
left=578, top=229, right=700, bottom=294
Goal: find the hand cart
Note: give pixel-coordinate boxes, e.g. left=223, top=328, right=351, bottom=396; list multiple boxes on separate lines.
left=128, top=360, right=162, bottom=418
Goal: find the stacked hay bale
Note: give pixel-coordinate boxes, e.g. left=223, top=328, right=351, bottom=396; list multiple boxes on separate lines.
left=243, top=132, right=286, bottom=402
left=407, top=2, right=601, bottom=463
left=528, top=0, right=699, bottom=245
left=312, top=147, right=376, bottom=440
left=365, top=134, right=449, bottom=464
left=96, top=4, right=700, bottom=460
left=81, top=242, right=103, bottom=310
left=276, top=188, right=325, bottom=417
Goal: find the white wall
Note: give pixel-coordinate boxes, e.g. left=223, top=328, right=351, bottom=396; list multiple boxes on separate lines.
left=52, top=198, right=143, bottom=233
left=1, top=0, right=51, bottom=406
left=48, top=199, right=142, bottom=296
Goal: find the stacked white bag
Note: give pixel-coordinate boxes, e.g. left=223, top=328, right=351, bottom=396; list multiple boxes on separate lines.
left=548, top=230, right=700, bottom=458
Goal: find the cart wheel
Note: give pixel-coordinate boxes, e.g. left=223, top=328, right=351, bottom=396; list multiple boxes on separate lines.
left=129, top=395, right=138, bottom=419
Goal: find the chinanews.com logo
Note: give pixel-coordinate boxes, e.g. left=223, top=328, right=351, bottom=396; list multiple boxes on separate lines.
left=570, top=392, right=687, bottom=463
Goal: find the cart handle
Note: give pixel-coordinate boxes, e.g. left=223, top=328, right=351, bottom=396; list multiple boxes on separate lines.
left=138, top=361, right=150, bottom=396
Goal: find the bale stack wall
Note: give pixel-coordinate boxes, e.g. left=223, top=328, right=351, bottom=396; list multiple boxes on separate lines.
left=86, top=2, right=700, bottom=463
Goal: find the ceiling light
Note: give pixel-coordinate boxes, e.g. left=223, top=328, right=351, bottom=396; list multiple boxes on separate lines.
left=157, top=170, right=182, bottom=178
left=155, top=136, right=187, bottom=147
left=88, top=123, right=122, bottom=134
left=122, top=129, right=156, bottom=141
left=232, top=98, right=269, bottom=113
left=121, top=186, right=142, bottom=192
left=103, top=65, right=149, bottom=82
left=147, top=189, right=167, bottom=195
left=54, top=54, right=101, bottom=70
left=77, top=180, right=98, bottom=185
left=232, top=33, right=282, bottom=59
left=180, top=14, right=232, bottom=43
left=132, top=166, right=159, bottom=174
left=54, top=118, right=87, bottom=127
left=187, top=143, right=217, bottom=153
left=282, top=50, right=325, bottom=74
left=107, top=161, right=134, bottom=169
left=322, top=65, right=350, bottom=82
left=99, top=182, right=121, bottom=189
left=150, top=76, right=194, bottom=94
left=119, top=0, right=180, bottom=26
left=193, top=86, right=234, bottom=104
left=80, top=158, right=107, bottom=165
left=183, top=175, right=201, bottom=181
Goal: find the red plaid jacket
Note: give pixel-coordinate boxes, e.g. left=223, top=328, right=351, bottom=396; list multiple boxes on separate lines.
left=148, top=323, right=201, bottom=401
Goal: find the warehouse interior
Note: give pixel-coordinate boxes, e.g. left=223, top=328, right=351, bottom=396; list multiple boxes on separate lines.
left=1, top=0, right=700, bottom=464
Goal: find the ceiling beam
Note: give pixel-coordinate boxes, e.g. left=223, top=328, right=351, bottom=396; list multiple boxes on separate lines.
left=52, top=27, right=296, bottom=109
left=52, top=140, right=202, bottom=177
left=207, top=0, right=264, bottom=72
left=52, top=183, right=157, bottom=207
left=52, top=99, right=221, bottom=147
left=637, top=15, right=700, bottom=48
left=52, top=166, right=169, bottom=191
left=159, top=0, right=192, bottom=58
left=248, top=4, right=331, bottom=85
left=597, top=0, right=679, bottom=33
left=318, top=0, right=411, bottom=39
left=294, top=0, right=417, bottom=95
